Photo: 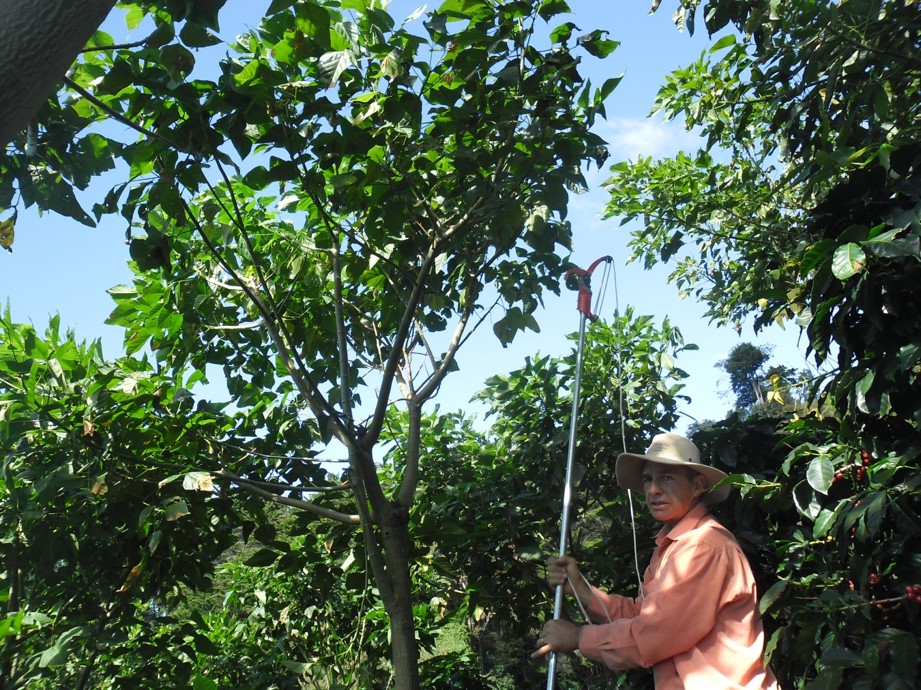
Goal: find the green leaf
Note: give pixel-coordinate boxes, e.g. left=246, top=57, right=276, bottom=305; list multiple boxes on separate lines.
left=710, top=34, right=737, bottom=52
left=806, top=455, right=834, bottom=494
left=318, top=50, right=353, bottom=86
left=802, top=669, right=843, bottom=690
left=596, top=75, right=623, bottom=104
left=163, top=499, right=190, bottom=522
left=0, top=217, right=14, bottom=252
left=812, top=507, right=838, bottom=538
left=180, top=23, right=222, bottom=48
left=538, top=0, right=570, bottom=21
left=281, top=659, right=312, bottom=673
left=577, top=30, right=619, bottom=58
left=39, top=627, right=88, bottom=667
left=758, top=580, right=787, bottom=615
left=831, top=243, right=866, bottom=279
left=820, top=647, right=862, bottom=668
left=125, top=6, right=145, bottom=29
left=191, top=674, right=218, bottom=690
left=244, top=548, right=282, bottom=567
left=436, top=0, right=491, bottom=20
left=855, top=369, right=874, bottom=414
left=267, top=0, right=298, bottom=13
left=550, top=22, right=577, bottom=44
left=792, top=481, right=821, bottom=520
left=295, top=2, right=332, bottom=49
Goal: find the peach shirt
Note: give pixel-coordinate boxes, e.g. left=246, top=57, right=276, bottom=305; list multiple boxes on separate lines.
left=578, top=502, right=780, bottom=689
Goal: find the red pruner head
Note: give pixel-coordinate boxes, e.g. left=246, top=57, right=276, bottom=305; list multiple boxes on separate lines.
left=564, top=256, right=612, bottom=321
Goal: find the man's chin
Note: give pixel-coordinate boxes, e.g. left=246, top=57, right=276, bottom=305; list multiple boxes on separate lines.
left=648, top=504, right=671, bottom=519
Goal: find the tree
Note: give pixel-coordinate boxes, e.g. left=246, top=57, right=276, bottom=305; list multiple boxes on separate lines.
left=718, top=342, right=771, bottom=409
left=0, top=1, right=621, bottom=687
left=0, top=311, right=252, bottom=689
left=716, top=342, right=807, bottom=416
left=603, top=0, right=921, bottom=686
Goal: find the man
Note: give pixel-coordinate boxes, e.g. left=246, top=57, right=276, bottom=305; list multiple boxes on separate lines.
left=533, top=433, right=779, bottom=689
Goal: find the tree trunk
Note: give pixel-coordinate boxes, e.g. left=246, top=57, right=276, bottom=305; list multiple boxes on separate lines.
left=0, top=0, right=116, bottom=145
left=380, top=501, right=420, bottom=690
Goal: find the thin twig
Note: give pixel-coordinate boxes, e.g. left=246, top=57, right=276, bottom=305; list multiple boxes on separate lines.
left=78, top=38, right=149, bottom=53
left=216, top=469, right=360, bottom=524
left=62, top=76, right=183, bottom=151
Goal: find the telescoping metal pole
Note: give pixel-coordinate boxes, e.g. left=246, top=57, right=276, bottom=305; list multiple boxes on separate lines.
left=546, top=256, right=611, bottom=690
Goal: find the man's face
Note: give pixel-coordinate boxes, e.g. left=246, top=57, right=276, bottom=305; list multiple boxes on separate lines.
left=641, top=462, right=706, bottom=527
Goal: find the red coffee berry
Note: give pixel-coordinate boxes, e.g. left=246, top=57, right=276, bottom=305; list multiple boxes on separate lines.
left=868, top=573, right=879, bottom=585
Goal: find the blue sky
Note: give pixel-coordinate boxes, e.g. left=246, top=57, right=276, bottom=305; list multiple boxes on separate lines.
left=0, top=0, right=812, bottom=432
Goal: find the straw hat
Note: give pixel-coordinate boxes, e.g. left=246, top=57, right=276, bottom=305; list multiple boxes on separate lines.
left=615, top=433, right=731, bottom=504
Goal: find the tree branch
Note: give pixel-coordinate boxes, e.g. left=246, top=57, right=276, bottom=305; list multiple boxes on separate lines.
left=62, top=75, right=183, bottom=151
left=396, top=403, right=422, bottom=507
left=182, top=197, right=347, bottom=446
left=78, top=38, right=149, bottom=53
left=361, top=241, right=439, bottom=449
left=216, top=469, right=360, bottom=524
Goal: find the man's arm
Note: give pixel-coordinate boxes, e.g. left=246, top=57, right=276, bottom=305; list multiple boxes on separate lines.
left=579, top=538, right=731, bottom=670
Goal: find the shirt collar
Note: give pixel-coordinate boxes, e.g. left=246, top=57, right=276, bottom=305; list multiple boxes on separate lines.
left=655, top=501, right=710, bottom=546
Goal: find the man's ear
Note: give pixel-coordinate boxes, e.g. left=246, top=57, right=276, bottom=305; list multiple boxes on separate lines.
left=693, top=474, right=707, bottom=497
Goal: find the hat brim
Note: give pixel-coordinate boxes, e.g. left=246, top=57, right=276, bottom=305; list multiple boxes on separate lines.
left=615, top=452, right=731, bottom=504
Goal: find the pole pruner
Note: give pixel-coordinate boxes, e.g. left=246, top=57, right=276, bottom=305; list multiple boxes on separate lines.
left=545, top=255, right=612, bottom=689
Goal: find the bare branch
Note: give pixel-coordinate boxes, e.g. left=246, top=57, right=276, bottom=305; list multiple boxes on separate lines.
left=220, top=471, right=352, bottom=495
left=362, top=242, right=439, bottom=448
left=62, top=76, right=181, bottom=151
left=181, top=197, right=352, bottom=448
left=199, top=271, right=244, bottom=292
left=396, top=403, right=422, bottom=507
left=78, top=38, right=149, bottom=53
left=216, top=469, right=360, bottom=525
left=205, top=321, right=262, bottom=331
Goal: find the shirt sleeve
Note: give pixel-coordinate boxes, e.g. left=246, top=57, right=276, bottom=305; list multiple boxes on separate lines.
left=584, top=585, right=639, bottom=624
left=579, top=537, right=733, bottom=670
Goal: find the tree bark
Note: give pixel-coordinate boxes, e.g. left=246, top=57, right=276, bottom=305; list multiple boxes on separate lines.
left=350, top=444, right=421, bottom=689
left=0, top=0, right=116, bottom=145
left=379, top=501, right=420, bottom=690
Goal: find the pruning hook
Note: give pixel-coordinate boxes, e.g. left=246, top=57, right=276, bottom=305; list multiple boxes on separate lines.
left=564, top=255, right=612, bottom=321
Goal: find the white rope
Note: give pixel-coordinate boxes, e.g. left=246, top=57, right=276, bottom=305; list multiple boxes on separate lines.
left=553, top=256, right=643, bottom=636
left=607, top=259, right=643, bottom=591
left=570, top=571, right=613, bottom=625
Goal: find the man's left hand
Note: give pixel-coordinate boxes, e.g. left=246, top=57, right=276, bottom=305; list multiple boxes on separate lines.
left=531, top=619, right=580, bottom=659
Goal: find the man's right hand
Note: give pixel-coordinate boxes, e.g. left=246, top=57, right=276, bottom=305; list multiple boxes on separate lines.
left=546, top=556, right=591, bottom=603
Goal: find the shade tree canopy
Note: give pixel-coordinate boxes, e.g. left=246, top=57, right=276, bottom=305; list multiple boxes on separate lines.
left=0, top=1, right=623, bottom=687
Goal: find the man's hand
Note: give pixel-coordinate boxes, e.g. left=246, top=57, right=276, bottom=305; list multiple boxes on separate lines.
left=531, top=619, right=580, bottom=659
left=546, top=556, right=591, bottom=604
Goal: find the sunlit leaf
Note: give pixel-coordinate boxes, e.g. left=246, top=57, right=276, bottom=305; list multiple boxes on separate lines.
left=0, top=218, right=14, bottom=252
left=182, top=471, right=214, bottom=492
left=164, top=499, right=190, bottom=522
left=806, top=455, right=835, bottom=494
left=831, top=242, right=866, bottom=279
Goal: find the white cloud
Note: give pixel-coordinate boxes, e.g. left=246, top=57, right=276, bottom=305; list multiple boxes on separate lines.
left=598, top=116, right=703, bottom=161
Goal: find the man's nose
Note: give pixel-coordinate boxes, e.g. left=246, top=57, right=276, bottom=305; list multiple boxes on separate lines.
left=645, top=479, right=662, bottom=496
